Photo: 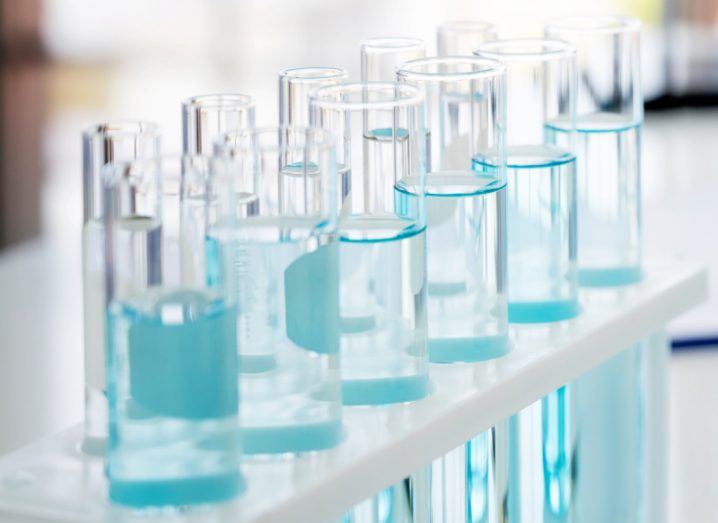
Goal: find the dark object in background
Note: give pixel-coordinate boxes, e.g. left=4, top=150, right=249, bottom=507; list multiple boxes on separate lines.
left=651, top=0, right=718, bottom=110
left=0, top=0, right=46, bottom=248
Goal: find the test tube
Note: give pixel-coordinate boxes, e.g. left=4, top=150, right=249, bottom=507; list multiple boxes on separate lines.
left=396, top=56, right=509, bottom=522
left=103, top=156, right=243, bottom=507
left=475, top=39, right=579, bottom=324
left=361, top=37, right=426, bottom=81
left=310, top=82, right=429, bottom=406
left=397, top=56, right=507, bottom=362
left=545, top=18, right=645, bottom=523
left=182, top=93, right=255, bottom=155
left=545, top=17, right=642, bottom=286
left=215, top=127, right=342, bottom=454
left=278, top=67, right=350, bottom=203
left=80, top=122, right=160, bottom=455
left=437, top=21, right=498, bottom=56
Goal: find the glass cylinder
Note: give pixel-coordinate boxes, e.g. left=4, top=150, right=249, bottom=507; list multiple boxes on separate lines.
left=397, top=56, right=507, bottom=363
left=545, top=16, right=642, bottom=287
left=279, top=67, right=348, bottom=127
left=279, top=67, right=351, bottom=205
left=310, top=82, right=429, bottom=405
left=80, top=122, right=160, bottom=455
left=182, top=94, right=255, bottom=155
left=214, top=127, right=342, bottom=454
left=103, top=156, right=243, bottom=507
left=475, top=39, right=579, bottom=324
left=361, top=37, right=426, bottom=82
left=437, top=21, right=499, bottom=56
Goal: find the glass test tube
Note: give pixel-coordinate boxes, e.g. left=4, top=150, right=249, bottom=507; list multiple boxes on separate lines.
left=103, top=156, right=243, bottom=507
left=475, top=39, right=579, bottom=324
left=397, top=56, right=509, bottom=523
left=215, top=127, right=342, bottom=454
left=81, top=122, right=160, bottom=455
left=279, top=67, right=350, bottom=204
left=545, top=17, right=642, bottom=286
left=361, top=37, right=426, bottom=82
left=310, top=83, right=429, bottom=407
left=182, top=93, right=255, bottom=155
left=397, top=56, right=507, bottom=363
left=437, top=21, right=498, bottom=56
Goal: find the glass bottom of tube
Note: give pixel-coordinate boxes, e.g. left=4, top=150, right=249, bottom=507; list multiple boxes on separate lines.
left=241, top=419, right=344, bottom=455
left=429, top=334, right=509, bottom=364
left=578, top=266, right=643, bottom=288
left=342, top=374, right=431, bottom=406
left=508, top=299, right=580, bottom=324
left=110, top=472, right=244, bottom=509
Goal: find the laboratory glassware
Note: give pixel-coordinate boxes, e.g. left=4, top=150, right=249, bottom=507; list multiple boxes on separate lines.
left=397, top=56, right=507, bottom=363
left=437, top=21, right=499, bottom=56
left=361, top=37, right=426, bottom=82
left=310, top=82, right=429, bottom=406
left=182, top=93, right=255, bottom=155
left=103, top=156, right=243, bottom=507
left=545, top=16, right=642, bottom=287
left=81, top=121, right=160, bottom=455
left=214, top=127, right=342, bottom=454
left=475, top=38, right=579, bottom=324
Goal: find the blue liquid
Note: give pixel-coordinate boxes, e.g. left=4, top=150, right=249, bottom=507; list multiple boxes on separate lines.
left=207, top=218, right=342, bottom=454
left=339, top=215, right=429, bottom=406
left=397, top=173, right=509, bottom=363
left=107, top=288, right=243, bottom=508
left=546, top=117, right=642, bottom=287
left=542, top=386, right=574, bottom=521
left=475, top=146, right=579, bottom=324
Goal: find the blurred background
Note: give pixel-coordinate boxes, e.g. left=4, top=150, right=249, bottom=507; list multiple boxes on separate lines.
left=0, top=0, right=717, bottom=520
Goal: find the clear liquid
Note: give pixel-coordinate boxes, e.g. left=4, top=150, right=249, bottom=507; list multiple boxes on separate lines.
left=206, top=216, right=342, bottom=454
left=339, top=215, right=429, bottom=406
left=398, top=173, right=508, bottom=363
left=107, top=287, right=242, bottom=508
left=475, top=145, right=579, bottom=324
left=546, top=116, right=642, bottom=287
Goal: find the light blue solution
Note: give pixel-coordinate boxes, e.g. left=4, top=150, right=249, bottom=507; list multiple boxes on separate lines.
left=542, top=386, right=574, bottom=522
left=546, top=117, right=642, bottom=287
left=107, top=287, right=243, bottom=508
left=339, top=217, right=430, bottom=405
left=338, top=126, right=429, bottom=406
left=206, top=216, right=343, bottom=454
left=398, top=172, right=508, bottom=363
left=475, top=146, right=579, bottom=324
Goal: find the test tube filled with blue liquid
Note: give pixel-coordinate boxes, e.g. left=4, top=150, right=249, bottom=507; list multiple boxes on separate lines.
left=311, top=82, right=429, bottom=407
left=475, top=39, right=579, bottom=324
left=545, top=17, right=642, bottom=287
left=437, top=21, right=498, bottom=56
left=103, top=156, right=243, bottom=508
left=397, top=56, right=507, bottom=363
left=214, top=127, right=343, bottom=454
left=81, top=122, right=160, bottom=456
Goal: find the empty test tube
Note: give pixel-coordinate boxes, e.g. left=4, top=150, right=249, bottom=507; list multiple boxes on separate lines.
left=361, top=37, right=426, bottom=82
left=182, top=93, right=255, bottom=155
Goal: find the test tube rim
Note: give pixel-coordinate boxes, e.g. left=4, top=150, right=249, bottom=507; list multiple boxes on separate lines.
left=360, top=36, right=426, bottom=53
left=216, top=126, right=336, bottom=156
left=438, top=20, right=498, bottom=36
left=278, top=66, right=349, bottom=83
left=309, top=81, right=424, bottom=111
left=182, top=93, right=256, bottom=112
left=545, top=15, right=641, bottom=35
left=397, top=55, right=505, bottom=82
left=82, top=120, right=160, bottom=141
left=474, top=37, right=576, bottom=62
